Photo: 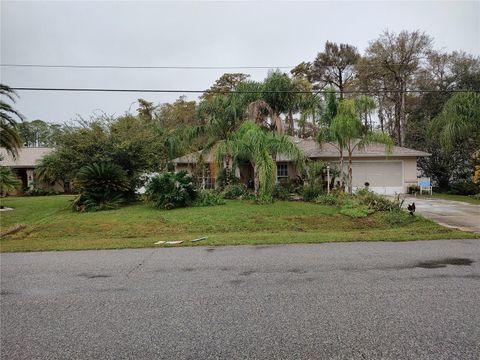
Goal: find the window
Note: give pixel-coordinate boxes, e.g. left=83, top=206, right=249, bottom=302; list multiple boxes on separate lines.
left=276, top=163, right=288, bottom=181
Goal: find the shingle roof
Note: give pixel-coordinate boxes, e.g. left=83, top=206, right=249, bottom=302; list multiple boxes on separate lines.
left=0, top=147, right=54, bottom=168
left=285, top=137, right=431, bottom=159
left=171, top=137, right=431, bottom=164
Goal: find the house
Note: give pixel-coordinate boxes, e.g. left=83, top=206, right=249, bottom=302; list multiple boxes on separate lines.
left=0, top=147, right=66, bottom=194
left=171, top=138, right=430, bottom=195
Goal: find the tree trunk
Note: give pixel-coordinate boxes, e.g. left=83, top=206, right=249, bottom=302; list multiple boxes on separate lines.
left=287, top=111, right=292, bottom=136
left=253, top=163, right=260, bottom=197
left=339, top=148, right=344, bottom=188
left=348, top=150, right=353, bottom=195
left=225, top=155, right=232, bottom=185
left=400, top=81, right=406, bottom=146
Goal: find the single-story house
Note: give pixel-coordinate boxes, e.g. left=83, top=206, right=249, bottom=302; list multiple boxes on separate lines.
left=172, top=138, right=430, bottom=195
left=0, top=147, right=66, bottom=194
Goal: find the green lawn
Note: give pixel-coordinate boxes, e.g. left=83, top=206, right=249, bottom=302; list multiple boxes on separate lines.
left=416, top=193, right=480, bottom=205
left=0, top=195, right=477, bottom=252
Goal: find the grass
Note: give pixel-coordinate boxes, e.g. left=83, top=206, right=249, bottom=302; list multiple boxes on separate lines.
left=0, top=195, right=478, bottom=252
left=415, top=193, right=480, bottom=205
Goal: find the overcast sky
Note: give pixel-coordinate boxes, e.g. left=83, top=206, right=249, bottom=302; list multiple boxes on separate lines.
left=1, top=0, right=479, bottom=124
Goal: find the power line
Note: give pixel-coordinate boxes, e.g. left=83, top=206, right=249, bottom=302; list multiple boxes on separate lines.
left=9, top=87, right=479, bottom=94
left=1, top=64, right=295, bottom=70
left=0, top=62, right=433, bottom=70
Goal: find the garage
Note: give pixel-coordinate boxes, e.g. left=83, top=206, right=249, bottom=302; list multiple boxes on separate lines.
left=349, top=161, right=404, bottom=195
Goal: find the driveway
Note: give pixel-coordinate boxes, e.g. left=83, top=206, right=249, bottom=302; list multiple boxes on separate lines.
left=2, top=241, right=480, bottom=359
left=403, top=196, right=480, bottom=233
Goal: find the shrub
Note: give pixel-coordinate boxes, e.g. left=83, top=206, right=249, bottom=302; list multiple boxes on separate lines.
left=470, top=193, right=480, bottom=200
left=355, top=190, right=403, bottom=212
left=0, top=166, right=21, bottom=195
left=216, top=168, right=239, bottom=188
left=24, top=187, right=57, bottom=196
left=314, top=194, right=342, bottom=206
left=193, top=190, right=226, bottom=207
left=146, top=171, right=197, bottom=210
left=221, top=184, right=249, bottom=199
left=302, top=185, right=323, bottom=202
left=449, top=180, right=479, bottom=195
left=273, top=179, right=295, bottom=200
left=71, top=163, right=129, bottom=212
left=340, top=199, right=374, bottom=218
left=407, top=184, right=420, bottom=194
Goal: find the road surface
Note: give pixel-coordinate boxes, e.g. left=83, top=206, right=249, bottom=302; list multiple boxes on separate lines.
left=1, top=240, right=480, bottom=359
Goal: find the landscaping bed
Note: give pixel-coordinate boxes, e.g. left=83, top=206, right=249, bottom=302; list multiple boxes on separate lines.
left=0, top=195, right=477, bottom=252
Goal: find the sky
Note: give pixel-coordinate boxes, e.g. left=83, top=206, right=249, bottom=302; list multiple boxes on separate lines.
left=1, top=0, right=479, bottom=124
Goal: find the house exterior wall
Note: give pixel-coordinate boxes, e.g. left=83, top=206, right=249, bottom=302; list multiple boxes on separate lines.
left=174, top=156, right=420, bottom=194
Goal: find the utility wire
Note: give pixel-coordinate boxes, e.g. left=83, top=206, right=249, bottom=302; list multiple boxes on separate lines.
left=1, top=62, right=430, bottom=70
left=9, top=87, right=479, bottom=94
left=1, top=64, right=295, bottom=70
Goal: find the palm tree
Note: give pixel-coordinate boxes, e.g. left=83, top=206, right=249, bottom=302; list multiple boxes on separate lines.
left=0, top=84, right=23, bottom=159
left=430, top=92, right=480, bottom=152
left=328, top=100, right=393, bottom=195
left=215, top=122, right=305, bottom=201
left=0, top=166, right=21, bottom=196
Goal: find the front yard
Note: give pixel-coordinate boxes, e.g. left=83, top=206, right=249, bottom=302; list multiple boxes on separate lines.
left=0, top=195, right=478, bottom=252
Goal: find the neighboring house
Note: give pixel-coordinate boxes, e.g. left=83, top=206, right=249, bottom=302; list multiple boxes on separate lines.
left=0, top=147, right=66, bottom=194
left=172, top=138, right=430, bottom=195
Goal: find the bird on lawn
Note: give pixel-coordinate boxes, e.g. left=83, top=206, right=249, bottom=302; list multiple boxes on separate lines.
left=407, top=202, right=416, bottom=216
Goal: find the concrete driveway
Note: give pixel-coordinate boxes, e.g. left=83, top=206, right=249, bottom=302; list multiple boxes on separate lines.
left=403, top=196, right=480, bottom=233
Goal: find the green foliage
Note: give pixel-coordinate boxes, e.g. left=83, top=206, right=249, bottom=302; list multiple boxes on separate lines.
left=221, top=184, right=251, bottom=200
left=146, top=171, right=197, bottom=210
left=215, top=121, right=304, bottom=201
left=18, top=120, right=61, bottom=147
left=216, top=167, right=239, bottom=188
left=314, top=194, right=341, bottom=206
left=302, top=185, right=323, bottom=202
left=449, top=180, right=479, bottom=196
left=0, top=84, right=23, bottom=159
left=35, top=153, right=65, bottom=185
left=193, top=190, right=226, bottom=207
left=378, top=211, right=415, bottom=226
left=0, top=166, right=21, bottom=194
left=72, top=163, right=129, bottom=212
left=24, top=187, right=57, bottom=196
left=273, top=182, right=293, bottom=201
left=340, top=199, right=375, bottom=218
left=431, top=92, right=480, bottom=153
left=354, top=189, right=403, bottom=212
left=408, top=184, right=420, bottom=194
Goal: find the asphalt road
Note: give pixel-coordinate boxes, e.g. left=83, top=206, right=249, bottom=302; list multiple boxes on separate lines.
left=1, top=240, right=480, bottom=360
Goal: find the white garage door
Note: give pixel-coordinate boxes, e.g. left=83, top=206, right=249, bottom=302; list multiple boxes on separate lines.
left=349, top=161, right=404, bottom=195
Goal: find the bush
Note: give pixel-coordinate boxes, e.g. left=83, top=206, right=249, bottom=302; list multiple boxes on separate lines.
left=273, top=179, right=296, bottom=200
left=449, top=180, right=480, bottom=195
left=407, top=184, right=420, bottom=194
left=24, top=187, right=57, bottom=196
left=340, top=199, right=374, bottom=218
left=193, top=190, right=226, bottom=207
left=314, top=194, right=342, bottom=206
left=146, top=171, right=197, bottom=210
left=355, top=190, right=403, bottom=212
left=221, top=184, right=250, bottom=199
left=302, top=185, right=323, bottom=202
left=71, top=163, right=129, bottom=212
left=216, top=168, right=239, bottom=188
left=470, top=193, right=480, bottom=200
